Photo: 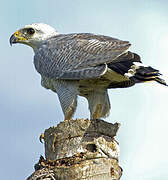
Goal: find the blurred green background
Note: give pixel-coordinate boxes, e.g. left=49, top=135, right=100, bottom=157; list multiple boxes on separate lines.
left=1, top=0, right=168, bottom=179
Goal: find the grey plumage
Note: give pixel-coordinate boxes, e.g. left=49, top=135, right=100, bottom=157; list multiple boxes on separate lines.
left=34, top=33, right=130, bottom=119
left=34, top=33, right=130, bottom=80
left=10, top=23, right=168, bottom=120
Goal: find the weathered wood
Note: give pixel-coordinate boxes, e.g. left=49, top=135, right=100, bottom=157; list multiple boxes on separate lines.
left=27, top=119, right=122, bottom=180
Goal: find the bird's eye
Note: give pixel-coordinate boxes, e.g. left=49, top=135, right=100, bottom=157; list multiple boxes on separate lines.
left=27, top=28, right=35, bottom=35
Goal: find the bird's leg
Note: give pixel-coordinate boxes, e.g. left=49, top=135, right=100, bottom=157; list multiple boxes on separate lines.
left=92, top=104, right=102, bottom=119
left=54, top=80, right=78, bottom=122
left=64, top=107, right=75, bottom=121
left=52, top=133, right=57, bottom=152
left=64, top=114, right=73, bottom=140
left=87, top=89, right=110, bottom=120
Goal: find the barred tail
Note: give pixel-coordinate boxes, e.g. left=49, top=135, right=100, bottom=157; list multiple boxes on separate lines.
left=127, top=64, right=168, bottom=86
left=108, top=51, right=168, bottom=87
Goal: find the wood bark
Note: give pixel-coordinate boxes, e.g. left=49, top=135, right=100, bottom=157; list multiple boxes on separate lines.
left=27, top=119, right=122, bottom=180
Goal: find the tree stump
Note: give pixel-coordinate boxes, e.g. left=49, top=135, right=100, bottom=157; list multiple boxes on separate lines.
left=27, top=119, right=122, bottom=180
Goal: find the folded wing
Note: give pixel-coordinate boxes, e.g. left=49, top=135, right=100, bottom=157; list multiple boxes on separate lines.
left=34, top=33, right=130, bottom=80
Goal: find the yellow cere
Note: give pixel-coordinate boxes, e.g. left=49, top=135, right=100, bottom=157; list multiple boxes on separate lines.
left=14, top=31, right=27, bottom=41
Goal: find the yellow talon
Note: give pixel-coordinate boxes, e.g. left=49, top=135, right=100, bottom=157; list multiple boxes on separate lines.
left=40, top=161, right=46, bottom=167
left=39, top=133, right=45, bottom=143
left=92, top=104, right=102, bottom=119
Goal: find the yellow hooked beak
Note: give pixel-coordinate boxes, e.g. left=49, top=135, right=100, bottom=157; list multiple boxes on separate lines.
left=9, top=31, right=28, bottom=45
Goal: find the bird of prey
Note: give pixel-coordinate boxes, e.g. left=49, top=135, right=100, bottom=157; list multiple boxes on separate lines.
left=10, top=23, right=168, bottom=120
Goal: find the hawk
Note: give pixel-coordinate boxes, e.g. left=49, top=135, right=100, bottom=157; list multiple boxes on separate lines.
left=10, top=23, right=167, bottom=120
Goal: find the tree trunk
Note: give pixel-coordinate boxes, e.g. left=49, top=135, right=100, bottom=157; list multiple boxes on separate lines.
left=27, top=119, right=122, bottom=180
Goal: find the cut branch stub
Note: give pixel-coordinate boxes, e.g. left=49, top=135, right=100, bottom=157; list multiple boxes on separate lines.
left=27, top=119, right=122, bottom=180
left=44, top=119, right=120, bottom=160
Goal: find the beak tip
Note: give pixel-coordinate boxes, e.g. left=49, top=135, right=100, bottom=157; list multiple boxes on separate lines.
left=9, top=34, right=17, bottom=46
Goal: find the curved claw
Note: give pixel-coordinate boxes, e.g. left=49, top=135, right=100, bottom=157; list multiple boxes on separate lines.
left=39, top=133, right=45, bottom=143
